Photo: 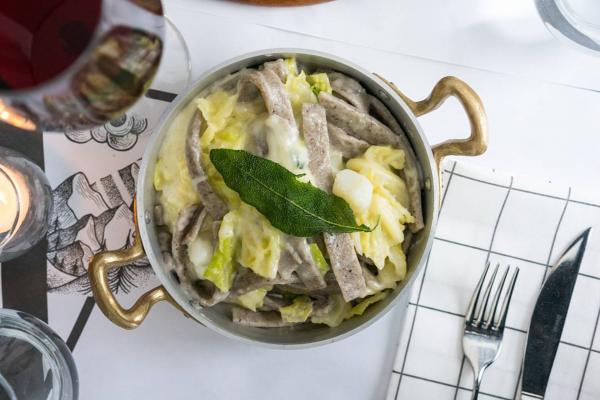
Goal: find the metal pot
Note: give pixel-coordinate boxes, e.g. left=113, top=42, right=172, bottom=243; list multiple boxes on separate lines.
left=88, top=49, right=487, bottom=348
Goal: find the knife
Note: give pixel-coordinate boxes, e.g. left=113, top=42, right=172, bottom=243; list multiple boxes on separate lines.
left=520, top=227, right=592, bottom=400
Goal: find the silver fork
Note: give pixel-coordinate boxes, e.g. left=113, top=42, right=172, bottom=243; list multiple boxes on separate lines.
left=462, top=262, right=519, bottom=400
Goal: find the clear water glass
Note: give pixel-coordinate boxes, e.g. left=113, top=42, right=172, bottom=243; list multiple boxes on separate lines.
left=536, top=0, right=600, bottom=54
left=0, top=146, right=52, bottom=262
left=0, top=309, right=78, bottom=400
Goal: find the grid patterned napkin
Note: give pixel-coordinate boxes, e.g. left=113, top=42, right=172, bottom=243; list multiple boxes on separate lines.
left=386, top=161, right=600, bottom=400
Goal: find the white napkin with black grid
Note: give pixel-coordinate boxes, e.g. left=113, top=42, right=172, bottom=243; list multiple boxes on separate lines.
left=386, top=160, right=600, bottom=400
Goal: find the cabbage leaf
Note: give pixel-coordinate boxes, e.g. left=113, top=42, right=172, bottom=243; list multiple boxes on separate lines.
left=310, top=295, right=351, bottom=327
left=236, top=204, right=282, bottom=279
left=203, top=210, right=238, bottom=292
left=345, top=146, right=414, bottom=271
left=232, top=288, right=270, bottom=312
left=346, top=291, right=390, bottom=318
left=280, top=295, right=313, bottom=323
left=307, top=73, right=332, bottom=96
left=153, top=105, right=200, bottom=229
left=309, top=243, right=330, bottom=276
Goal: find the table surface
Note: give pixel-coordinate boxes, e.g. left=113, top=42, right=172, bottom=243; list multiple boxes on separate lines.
left=3, top=1, right=600, bottom=399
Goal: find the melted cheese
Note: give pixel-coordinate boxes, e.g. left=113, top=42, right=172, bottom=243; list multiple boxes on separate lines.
left=188, top=236, right=213, bottom=278
left=264, top=114, right=310, bottom=177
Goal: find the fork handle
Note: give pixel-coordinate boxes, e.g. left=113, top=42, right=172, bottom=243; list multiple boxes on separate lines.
left=471, top=382, right=480, bottom=400
left=470, top=366, right=488, bottom=400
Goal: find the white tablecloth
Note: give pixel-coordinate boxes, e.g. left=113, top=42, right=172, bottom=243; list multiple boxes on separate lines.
left=36, top=2, right=600, bottom=399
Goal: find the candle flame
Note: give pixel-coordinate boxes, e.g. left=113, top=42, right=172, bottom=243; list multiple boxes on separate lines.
left=0, top=165, right=29, bottom=237
left=0, top=100, right=37, bottom=131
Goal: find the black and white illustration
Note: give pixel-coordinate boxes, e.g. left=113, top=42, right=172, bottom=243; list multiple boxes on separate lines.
left=64, top=113, right=149, bottom=151
left=36, top=92, right=175, bottom=354
left=43, top=96, right=171, bottom=296
left=46, top=160, right=155, bottom=295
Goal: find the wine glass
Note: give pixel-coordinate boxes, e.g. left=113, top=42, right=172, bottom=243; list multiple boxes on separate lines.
left=0, top=0, right=189, bottom=131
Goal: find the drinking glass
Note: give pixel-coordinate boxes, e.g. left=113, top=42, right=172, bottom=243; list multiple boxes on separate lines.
left=0, top=0, right=168, bottom=131
left=0, top=147, right=52, bottom=262
left=536, top=0, right=600, bottom=54
left=0, top=309, right=78, bottom=400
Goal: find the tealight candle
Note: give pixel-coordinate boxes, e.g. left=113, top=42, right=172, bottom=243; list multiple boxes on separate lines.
left=0, top=146, right=49, bottom=261
left=0, top=166, right=29, bottom=237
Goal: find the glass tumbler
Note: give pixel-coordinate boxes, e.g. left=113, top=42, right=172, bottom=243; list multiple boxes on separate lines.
left=0, top=146, right=52, bottom=262
left=0, top=309, right=78, bottom=400
left=536, top=0, right=600, bottom=54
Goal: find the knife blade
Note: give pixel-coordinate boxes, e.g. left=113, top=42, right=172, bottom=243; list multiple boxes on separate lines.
left=520, top=227, right=591, bottom=399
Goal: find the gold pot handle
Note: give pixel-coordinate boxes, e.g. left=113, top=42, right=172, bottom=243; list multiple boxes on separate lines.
left=88, top=204, right=178, bottom=330
left=375, top=75, right=488, bottom=168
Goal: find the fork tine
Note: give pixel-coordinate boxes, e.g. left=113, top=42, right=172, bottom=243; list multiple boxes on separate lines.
left=465, top=261, right=490, bottom=324
left=493, top=267, right=520, bottom=331
left=475, top=263, right=499, bottom=326
left=483, top=265, right=510, bottom=329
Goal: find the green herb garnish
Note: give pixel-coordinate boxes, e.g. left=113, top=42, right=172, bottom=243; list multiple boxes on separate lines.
left=209, top=149, right=373, bottom=237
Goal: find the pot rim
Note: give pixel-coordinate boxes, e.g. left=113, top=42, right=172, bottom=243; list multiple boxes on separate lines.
left=137, top=48, right=440, bottom=349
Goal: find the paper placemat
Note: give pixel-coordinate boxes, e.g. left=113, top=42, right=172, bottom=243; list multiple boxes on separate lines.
left=386, top=161, right=600, bottom=400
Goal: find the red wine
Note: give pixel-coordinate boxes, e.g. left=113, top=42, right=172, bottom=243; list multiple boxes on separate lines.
left=0, top=0, right=164, bottom=130
left=0, top=0, right=102, bottom=90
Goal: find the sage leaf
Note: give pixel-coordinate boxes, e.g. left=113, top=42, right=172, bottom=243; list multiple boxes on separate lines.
left=209, top=149, right=373, bottom=237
